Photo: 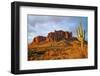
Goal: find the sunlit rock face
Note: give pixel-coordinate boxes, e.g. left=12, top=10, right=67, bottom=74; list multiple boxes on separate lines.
left=33, top=36, right=46, bottom=43
left=32, top=30, right=72, bottom=43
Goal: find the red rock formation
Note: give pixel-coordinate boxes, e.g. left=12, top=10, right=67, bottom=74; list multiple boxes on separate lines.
left=33, top=36, right=46, bottom=43
left=46, top=30, right=72, bottom=42
left=65, top=31, right=72, bottom=38
left=46, top=30, right=64, bottom=42
left=31, top=30, right=72, bottom=43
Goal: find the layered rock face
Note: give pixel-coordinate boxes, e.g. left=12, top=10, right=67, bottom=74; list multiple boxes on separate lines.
left=32, top=30, right=72, bottom=44
left=46, top=30, right=72, bottom=42
left=33, top=36, right=46, bottom=43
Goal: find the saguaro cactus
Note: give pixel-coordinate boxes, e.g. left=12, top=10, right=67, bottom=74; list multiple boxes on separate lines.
left=76, top=22, right=85, bottom=52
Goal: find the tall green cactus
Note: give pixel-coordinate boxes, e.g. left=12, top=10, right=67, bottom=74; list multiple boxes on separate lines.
left=76, top=22, right=85, bottom=51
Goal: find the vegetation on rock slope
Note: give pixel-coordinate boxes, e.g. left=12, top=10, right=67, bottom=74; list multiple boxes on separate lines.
left=28, top=38, right=88, bottom=61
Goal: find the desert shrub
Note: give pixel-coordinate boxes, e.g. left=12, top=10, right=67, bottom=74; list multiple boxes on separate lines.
left=28, top=51, right=34, bottom=57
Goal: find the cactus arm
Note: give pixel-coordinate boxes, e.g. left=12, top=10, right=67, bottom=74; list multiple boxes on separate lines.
left=80, top=23, right=83, bottom=37
left=84, top=30, right=85, bottom=40
left=76, top=28, right=78, bottom=39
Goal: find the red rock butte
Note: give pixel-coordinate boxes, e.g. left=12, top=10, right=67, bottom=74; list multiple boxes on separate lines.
left=32, top=30, right=72, bottom=44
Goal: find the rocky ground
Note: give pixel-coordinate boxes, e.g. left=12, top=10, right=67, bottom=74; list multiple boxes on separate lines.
left=28, top=38, right=88, bottom=61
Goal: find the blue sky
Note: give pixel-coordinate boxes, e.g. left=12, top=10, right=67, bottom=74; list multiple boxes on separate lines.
left=27, top=15, right=88, bottom=43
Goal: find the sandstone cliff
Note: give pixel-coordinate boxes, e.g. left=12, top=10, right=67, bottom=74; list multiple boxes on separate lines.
left=33, top=36, right=46, bottom=43
left=31, top=30, right=72, bottom=44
